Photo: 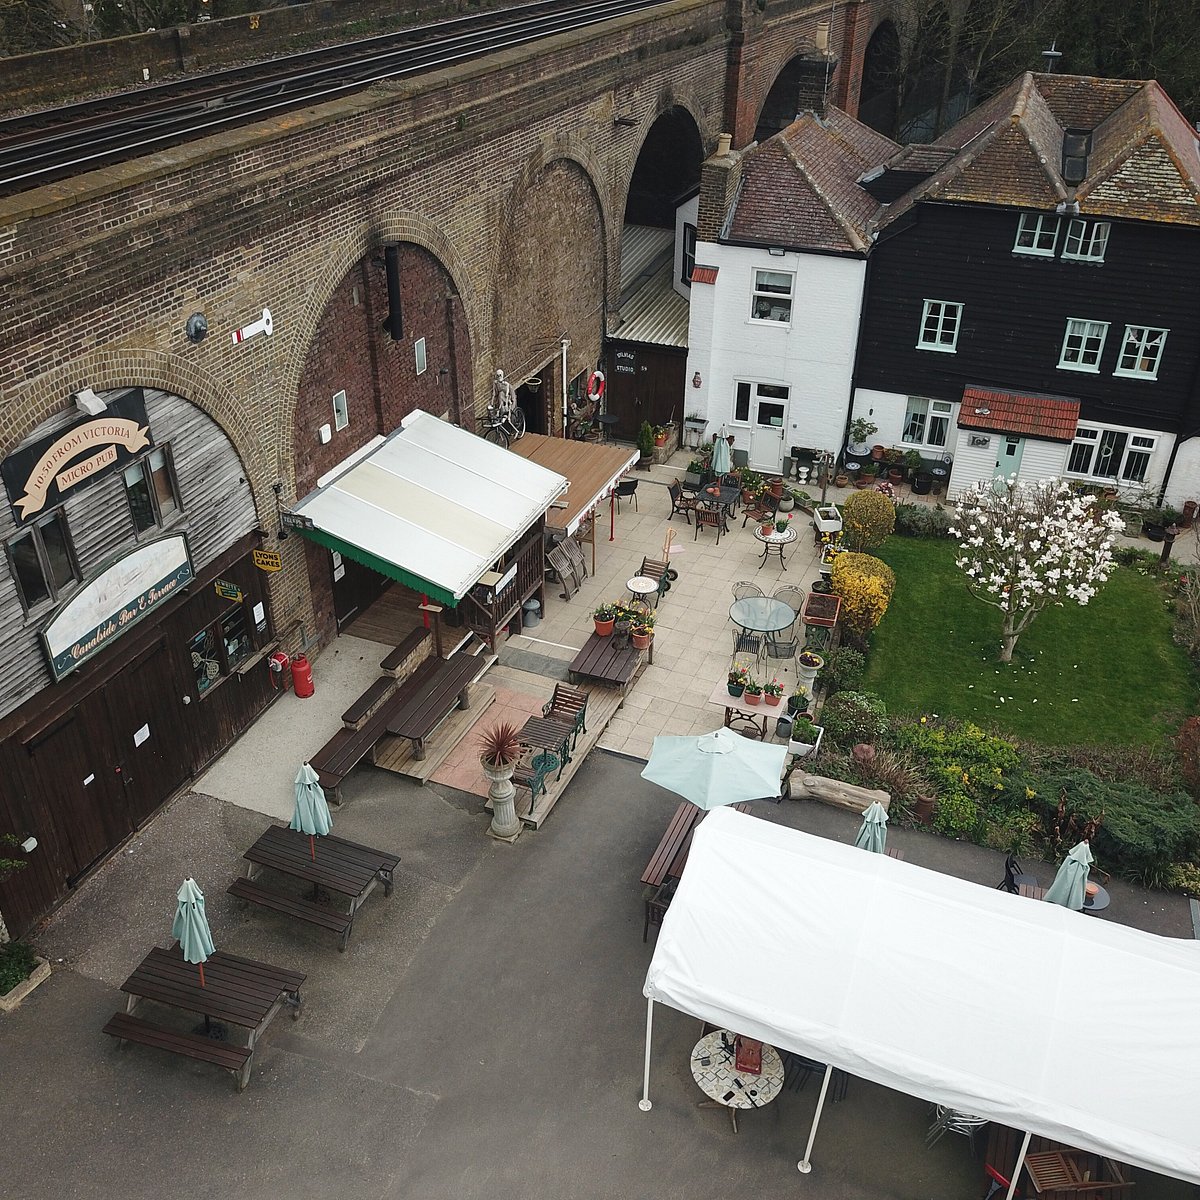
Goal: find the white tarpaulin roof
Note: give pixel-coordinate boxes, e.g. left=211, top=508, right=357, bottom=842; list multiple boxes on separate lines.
left=287, top=410, right=567, bottom=604
left=644, top=807, right=1200, bottom=1185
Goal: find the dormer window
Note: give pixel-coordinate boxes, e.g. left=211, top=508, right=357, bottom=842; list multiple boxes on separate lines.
left=1062, top=219, right=1110, bottom=263
left=1013, top=213, right=1060, bottom=256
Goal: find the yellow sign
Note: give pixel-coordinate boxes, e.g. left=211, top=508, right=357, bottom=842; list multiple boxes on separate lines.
left=214, top=580, right=243, bottom=602
left=252, top=549, right=283, bottom=573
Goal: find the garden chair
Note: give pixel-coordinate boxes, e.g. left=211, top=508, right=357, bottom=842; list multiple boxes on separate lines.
left=668, top=482, right=697, bottom=524
left=731, top=629, right=764, bottom=670
left=925, top=1106, right=988, bottom=1154
left=771, top=584, right=806, bottom=616
left=996, top=853, right=1037, bottom=894
left=778, top=1050, right=848, bottom=1101
left=732, top=581, right=763, bottom=601
left=542, top=683, right=589, bottom=750
left=638, top=556, right=672, bottom=603
left=615, top=479, right=639, bottom=512
left=694, top=506, right=724, bottom=543
left=742, top=491, right=778, bottom=528
left=643, top=876, right=678, bottom=942
left=764, top=618, right=800, bottom=670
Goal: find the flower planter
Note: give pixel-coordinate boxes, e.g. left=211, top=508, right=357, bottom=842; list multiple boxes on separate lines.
left=594, top=617, right=615, bottom=636
left=870, top=445, right=885, bottom=462
left=910, top=472, right=933, bottom=496
left=776, top=494, right=795, bottom=512
left=834, top=473, right=849, bottom=489
left=802, top=592, right=841, bottom=628
left=888, top=468, right=904, bottom=484
left=814, top=506, right=842, bottom=535
left=631, top=630, right=652, bottom=650
left=761, top=523, right=774, bottom=537
left=654, top=436, right=668, bottom=447
left=744, top=691, right=762, bottom=706
left=0, top=956, right=51, bottom=1014
left=727, top=683, right=746, bottom=697
left=764, top=693, right=782, bottom=707
left=795, top=653, right=824, bottom=689
left=788, top=726, right=824, bottom=758
left=1144, top=522, right=1166, bottom=542
left=684, top=418, right=707, bottom=433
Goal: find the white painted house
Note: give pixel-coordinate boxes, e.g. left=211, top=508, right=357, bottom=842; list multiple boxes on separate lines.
left=686, top=112, right=898, bottom=476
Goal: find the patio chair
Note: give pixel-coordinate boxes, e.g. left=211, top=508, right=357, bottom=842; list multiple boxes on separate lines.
left=778, top=1050, right=848, bottom=1101
left=732, top=582, right=763, bottom=601
left=925, top=1105, right=988, bottom=1154
left=694, top=506, right=724, bottom=543
left=771, top=584, right=806, bottom=615
left=615, top=479, right=639, bottom=513
left=668, top=482, right=697, bottom=524
left=542, top=683, right=589, bottom=750
left=731, top=629, right=763, bottom=668
left=742, top=491, right=778, bottom=528
left=997, top=853, right=1037, bottom=894
left=764, top=619, right=800, bottom=669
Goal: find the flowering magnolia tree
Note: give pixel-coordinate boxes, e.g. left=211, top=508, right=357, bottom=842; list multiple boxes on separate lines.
left=951, top=479, right=1125, bottom=662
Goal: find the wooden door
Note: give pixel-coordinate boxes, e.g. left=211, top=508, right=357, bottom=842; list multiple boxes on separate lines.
left=100, top=639, right=191, bottom=829
left=605, top=344, right=686, bottom=439
left=332, top=551, right=388, bottom=630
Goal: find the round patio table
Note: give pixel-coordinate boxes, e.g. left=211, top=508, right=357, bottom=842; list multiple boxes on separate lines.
left=729, top=596, right=794, bottom=634
left=690, top=1029, right=784, bottom=1133
left=752, top=525, right=799, bottom=571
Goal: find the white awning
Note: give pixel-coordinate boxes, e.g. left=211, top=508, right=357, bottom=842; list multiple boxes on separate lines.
left=644, top=807, right=1200, bottom=1185
left=286, top=410, right=568, bottom=604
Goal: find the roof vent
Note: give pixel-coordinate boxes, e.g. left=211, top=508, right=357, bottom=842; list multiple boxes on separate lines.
left=1061, top=128, right=1092, bottom=186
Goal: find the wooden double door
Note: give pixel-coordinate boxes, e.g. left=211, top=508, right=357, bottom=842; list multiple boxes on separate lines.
left=604, top=343, right=686, bottom=440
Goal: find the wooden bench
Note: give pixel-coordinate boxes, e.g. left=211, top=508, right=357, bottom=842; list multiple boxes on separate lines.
left=980, top=1124, right=1134, bottom=1200
left=641, top=802, right=703, bottom=887
left=341, top=676, right=396, bottom=731
left=885, top=847, right=906, bottom=862
left=380, top=628, right=431, bottom=677
left=103, top=1011, right=255, bottom=1091
left=227, top=877, right=356, bottom=951
left=385, top=653, right=486, bottom=759
left=569, top=632, right=651, bottom=696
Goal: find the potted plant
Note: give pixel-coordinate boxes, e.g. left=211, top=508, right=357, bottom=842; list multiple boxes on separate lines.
left=847, top=417, right=877, bottom=457
left=743, top=679, right=763, bottom=705
left=788, top=716, right=824, bottom=757
left=637, top=420, right=655, bottom=466
left=478, top=721, right=524, bottom=840
left=834, top=470, right=850, bottom=489
left=631, top=612, right=654, bottom=650
left=776, top=489, right=795, bottom=511
left=903, top=449, right=924, bottom=475
left=796, top=648, right=825, bottom=689
left=685, top=412, right=707, bottom=433
left=814, top=505, right=842, bottom=536
left=653, top=424, right=671, bottom=447
left=593, top=604, right=616, bottom=636
left=728, top=662, right=751, bottom=697
left=787, top=686, right=811, bottom=715
left=870, top=443, right=886, bottom=462
left=763, top=679, right=784, bottom=707
left=775, top=515, right=791, bottom=534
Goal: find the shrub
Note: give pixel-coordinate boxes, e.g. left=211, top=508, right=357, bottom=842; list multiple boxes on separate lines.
left=821, top=690, right=888, bottom=748
left=1162, top=861, right=1200, bottom=894
left=0, top=941, right=36, bottom=995
left=831, top=552, right=896, bottom=636
left=894, top=503, right=954, bottom=538
left=842, top=489, right=896, bottom=551
left=822, top=645, right=865, bottom=695
left=478, top=721, right=523, bottom=768
left=1177, top=717, right=1200, bottom=796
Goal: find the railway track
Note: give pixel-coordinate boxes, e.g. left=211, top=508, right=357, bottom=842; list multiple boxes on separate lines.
left=0, top=0, right=666, bottom=196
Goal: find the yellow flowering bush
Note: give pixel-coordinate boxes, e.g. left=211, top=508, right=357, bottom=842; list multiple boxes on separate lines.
left=842, top=489, right=896, bottom=551
left=830, top=552, right=896, bottom=635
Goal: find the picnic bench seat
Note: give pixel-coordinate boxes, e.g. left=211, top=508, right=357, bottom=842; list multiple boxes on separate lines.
left=380, top=628, right=431, bottom=677
left=227, top=877, right=356, bottom=950
left=640, top=801, right=756, bottom=888
left=103, top=1011, right=254, bottom=1090
left=341, top=676, right=396, bottom=730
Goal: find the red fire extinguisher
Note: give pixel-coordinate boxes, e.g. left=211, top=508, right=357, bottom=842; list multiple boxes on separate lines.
left=268, top=651, right=292, bottom=692
left=291, top=653, right=315, bottom=698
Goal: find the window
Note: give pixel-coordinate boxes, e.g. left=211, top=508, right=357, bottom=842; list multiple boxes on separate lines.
left=1058, top=318, right=1108, bottom=372
left=1062, top=219, right=1110, bottom=262
left=901, top=397, right=953, bottom=447
left=123, top=446, right=179, bottom=534
left=414, top=338, right=427, bottom=376
left=188, top=602, right=255, bottom=696
left=750, top=270, right=793, bottom=323
left=1066, top=425, right=1156, bottom=483
left=733, top=380, right=788, bottom=424
left=332, top=390, right=349, bottom=431
left=7, top=509, right=79, bottom=612
left=1115, top=326, right=1167, bottom=379
left=682, top=223, right=697, bottom=286
left=917, top=300, right=963, bottom=352
left=1013, top=213, right=1060, bottom=256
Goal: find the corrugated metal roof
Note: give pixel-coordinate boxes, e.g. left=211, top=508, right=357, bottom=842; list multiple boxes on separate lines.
left=620, top=224, right=675, bottom=291
left=287, top=410, right=567, bottom=603
left=614, top=260, right=690, bottom=348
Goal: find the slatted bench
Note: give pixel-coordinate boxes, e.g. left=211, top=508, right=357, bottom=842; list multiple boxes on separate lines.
left=103, top=1011, right=255, bottom=1091
left=569, top=632, right=651, bottom=696
left=641, top=802, right=703, bottom=887
left=384, top=653, right=486, bottom=759
left=380, top=628, right=431, bottom=677
left=227, top=877, right=356, bottom=951
left=341, top=676, right=396, bottom=730
left=310, top=710, right=397, bottom=805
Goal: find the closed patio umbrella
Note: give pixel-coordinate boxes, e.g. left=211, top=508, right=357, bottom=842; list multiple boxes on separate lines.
left=292, top=762, right=333, bottom=860
left=171, top=877, right=214, bottom=988
left=1044, top=840, right=1093, bottom=910
left=853, top=800, right=889, bottom=854
left=641, top=727, right=787, bottom=809
left=710, top=435, right=731, bottom=476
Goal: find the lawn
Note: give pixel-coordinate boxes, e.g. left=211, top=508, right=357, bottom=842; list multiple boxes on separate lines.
left=863, top=537, right=1196, bottom=745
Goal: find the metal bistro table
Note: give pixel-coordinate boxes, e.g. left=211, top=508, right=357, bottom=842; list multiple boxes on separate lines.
left=698, top=484, right=740, bottom=518
left=752, top=525, right=798, bottom=570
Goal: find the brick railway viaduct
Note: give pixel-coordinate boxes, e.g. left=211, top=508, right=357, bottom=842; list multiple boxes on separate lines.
left=0, top=0, right=880, bottom=653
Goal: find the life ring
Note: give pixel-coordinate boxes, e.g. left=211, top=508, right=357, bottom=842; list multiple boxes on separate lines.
left=587, top=370, right=605, bottom=402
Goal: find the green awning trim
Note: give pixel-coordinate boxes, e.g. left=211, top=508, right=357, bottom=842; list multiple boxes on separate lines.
left=296, top=526, right=459, bottom=608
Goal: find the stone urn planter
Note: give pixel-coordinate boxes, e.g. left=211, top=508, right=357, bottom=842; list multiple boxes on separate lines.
left=0, top=953, right=51, bottom=1014
left=479, top=721, right=524, bottom=841
left=795, top=651, right=824, bottom=690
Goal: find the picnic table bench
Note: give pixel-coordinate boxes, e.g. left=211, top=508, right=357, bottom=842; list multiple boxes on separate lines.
left=640, top=801, right=755, bottom=888
left=310, top=641, right=486, bottom=803
left=104, top=944, right=305, bottom=1091
left=569, top=631, right=652, bottom=695
left=231, top=826, right=400, bottom=951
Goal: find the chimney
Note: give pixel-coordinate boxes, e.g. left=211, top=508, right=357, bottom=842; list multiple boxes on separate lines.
left=793, top=54, right=838, bottom=117
left=697, top=135, right=742, bottom=241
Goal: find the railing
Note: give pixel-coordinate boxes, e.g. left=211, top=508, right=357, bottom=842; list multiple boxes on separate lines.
left=458, top=533, right=544, bottom=645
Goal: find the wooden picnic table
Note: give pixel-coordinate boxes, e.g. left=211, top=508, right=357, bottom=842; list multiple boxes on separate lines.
left=640, top=800, right=756, bottom=887
left=518, top=715, right=575, bottom=781
left=569, top=631, right=652, bottom=694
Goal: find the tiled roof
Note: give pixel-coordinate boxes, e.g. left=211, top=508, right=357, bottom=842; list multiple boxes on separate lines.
left=728, top=109, right=898, bottom=253
left=690, top=265, right=719, bottom=284
left=957, top=386, right=1080, bottom=441
left=877, top=73, right=1200, bottom=230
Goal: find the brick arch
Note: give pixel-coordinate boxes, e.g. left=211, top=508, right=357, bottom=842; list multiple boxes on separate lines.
left=276, top=208, right=480, bottom=475
left=4, top=349, right=269, bottom=523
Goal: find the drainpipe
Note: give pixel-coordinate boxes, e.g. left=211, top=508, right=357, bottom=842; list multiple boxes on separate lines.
left=561, top=336, right=571, bottom=435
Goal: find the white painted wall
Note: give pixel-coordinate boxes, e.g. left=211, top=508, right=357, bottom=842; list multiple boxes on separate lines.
left=673, top=195, right=699, bottom=302
left=686, top=242, right=866, bottom=469
left=948, top=433, right=995, bottom=499
left=1166, top=437, right=1200, bottom=510
left=1021, top=438, right=1070, bottom=481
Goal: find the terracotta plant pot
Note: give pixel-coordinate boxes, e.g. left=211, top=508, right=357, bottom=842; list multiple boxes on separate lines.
left=889, top=468, right=904, bottom=483
left=654, top=435, right=668, bottom=447
left=871, top=444, right=885, bottom=461
left=594, top=617, right=615, bottom=636
left=761, top=523, right=774, bottom=536
left=770, top=479, right=784, bottom=498
left=834, top=473, right=849, bottom=488
left=744, top=691, right=762, bottom=706
left=631, top=630, right=652, bottom=650
left=764, top=693, right=781, bottom=707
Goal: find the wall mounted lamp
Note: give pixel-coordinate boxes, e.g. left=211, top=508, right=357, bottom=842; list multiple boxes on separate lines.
left=692, top=371, right=702, bottom=389
left=613, top=116, right=639, bottom=127
left=767, top=246, right=786, bottom=257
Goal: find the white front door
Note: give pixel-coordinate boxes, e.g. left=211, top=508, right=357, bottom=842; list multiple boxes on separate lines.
left=749, top=392, right=788, bottom=473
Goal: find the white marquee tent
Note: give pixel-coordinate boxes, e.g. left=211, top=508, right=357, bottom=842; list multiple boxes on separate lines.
left=641, top=807, right=1200, bottom=1185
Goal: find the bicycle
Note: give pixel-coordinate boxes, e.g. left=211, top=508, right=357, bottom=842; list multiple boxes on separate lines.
left=481, top=370, right=526, bottom=447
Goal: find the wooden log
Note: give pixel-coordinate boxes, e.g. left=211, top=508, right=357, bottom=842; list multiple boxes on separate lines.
left=789, top=773, right=890, bottom=814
